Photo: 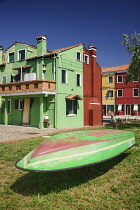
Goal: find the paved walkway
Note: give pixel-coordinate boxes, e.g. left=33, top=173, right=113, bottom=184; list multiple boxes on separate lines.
left=0, top=124, right=104, bottom=143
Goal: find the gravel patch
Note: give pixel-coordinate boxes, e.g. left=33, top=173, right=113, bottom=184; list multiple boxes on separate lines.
left=0, top=124, right=104, bottom=143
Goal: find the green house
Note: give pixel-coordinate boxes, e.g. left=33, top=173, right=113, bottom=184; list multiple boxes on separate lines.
left=0, top=35, right=84, bottom=128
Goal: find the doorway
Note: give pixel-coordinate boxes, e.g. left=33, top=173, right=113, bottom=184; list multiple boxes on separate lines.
left=22, top=98, right=30, bottom=124
left=126, top=104, right=130, bottom=115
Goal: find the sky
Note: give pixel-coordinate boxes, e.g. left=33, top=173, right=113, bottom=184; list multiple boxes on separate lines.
left=0, top=0, right=140, bottom=67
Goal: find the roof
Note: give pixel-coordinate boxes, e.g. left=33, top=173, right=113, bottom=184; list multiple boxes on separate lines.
left=66, top=94, right=83, bottom=100
left=6, top=41, right=36, bottom=50
left=12, top=65, right=32, bottom=70
left=102, top=64, right=129, bottom=73
left=27, top=43, right=83, bottom=60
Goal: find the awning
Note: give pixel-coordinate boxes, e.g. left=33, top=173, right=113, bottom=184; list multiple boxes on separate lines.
left=118, top=104, right=122, bottom=111
left=12, top=65, right=32, bottom=71
left=133, top=104, right=138, bottom=111
left=66, top=94, right=83, bottom=100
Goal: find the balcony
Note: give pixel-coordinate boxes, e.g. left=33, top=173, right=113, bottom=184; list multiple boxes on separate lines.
left=0, top=80, right=56, bottom=96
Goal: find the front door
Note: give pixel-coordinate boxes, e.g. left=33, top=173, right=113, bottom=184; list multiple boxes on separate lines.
left=22, top=98, right=30, bottom=124
left=126, top=104, right=130, bottom=115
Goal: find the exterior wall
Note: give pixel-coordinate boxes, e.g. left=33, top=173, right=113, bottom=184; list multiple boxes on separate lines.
left=102, top=73, right=115, bottom=116
left=0, top=37, right=102, bottom=129
left=0, top=42, right=56, bottom=128
left=55, top=45, right=84, bottom=128
left=115, top=72, right=140, bottom=116
left=83, top=47, right=102, bottom=126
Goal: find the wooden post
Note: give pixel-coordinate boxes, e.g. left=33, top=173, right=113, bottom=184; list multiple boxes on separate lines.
left=39, top=96, right=44, bottom=129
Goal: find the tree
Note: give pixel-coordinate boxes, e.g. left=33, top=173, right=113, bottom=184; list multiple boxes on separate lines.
left=122, top=32, right=140, bottom=84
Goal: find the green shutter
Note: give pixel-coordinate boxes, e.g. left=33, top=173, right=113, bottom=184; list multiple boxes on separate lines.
left=9, top=52, right=14, bottom=62
left=8, top=100, right=11, bottom=114
left=15, top=100, right=19, bottom=109
left=20, top=50, right=25, bottom=60
left=66, top=99, right=69, bottom=115
left=74, top=100, right=77, bottom=114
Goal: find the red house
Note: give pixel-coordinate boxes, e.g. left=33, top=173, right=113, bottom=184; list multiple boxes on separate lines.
left=115, top=65, right=140, bottom=117
left=83, top=45, right=102, bottom=126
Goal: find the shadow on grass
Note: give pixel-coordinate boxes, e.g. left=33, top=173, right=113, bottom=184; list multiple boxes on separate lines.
left=11, top=152, right=129, bottom=196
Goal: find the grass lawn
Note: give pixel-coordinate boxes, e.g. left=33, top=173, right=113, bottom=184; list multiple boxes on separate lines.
left=0, top=125, right=140, bottom=210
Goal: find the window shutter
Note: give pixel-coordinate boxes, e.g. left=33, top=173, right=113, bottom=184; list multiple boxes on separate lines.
left=66, top=99, right=69, bottom=115
left=74, top=100, right=77, bottom=114
left=15, top=100, right=19, bottom=109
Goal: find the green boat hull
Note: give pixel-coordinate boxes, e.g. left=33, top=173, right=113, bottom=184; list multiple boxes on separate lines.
left=16, top=130, right=135, bottom=172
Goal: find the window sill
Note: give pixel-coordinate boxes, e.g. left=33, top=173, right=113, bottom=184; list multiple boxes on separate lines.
left=67, top=114, right=76, bottom=117
left=17, top=59, right=26, bottom=62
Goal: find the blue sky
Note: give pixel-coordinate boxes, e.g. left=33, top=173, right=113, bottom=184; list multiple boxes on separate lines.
left=0, top=0, right=140, bottom=67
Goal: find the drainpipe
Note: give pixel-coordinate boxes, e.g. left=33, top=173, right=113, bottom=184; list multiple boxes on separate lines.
left=54, top=53, right=57, bottom=128
left=20, top=66, right=23, bottom=81
left=53, top=53, right=56, bottom=81
left=36, top=60, right=39, bottom=80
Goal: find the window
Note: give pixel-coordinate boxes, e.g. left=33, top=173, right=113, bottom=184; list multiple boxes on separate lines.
left=2, top=75, right=7, bottom=84
left=15, top=99, right=23, bottom=110
left=76, top=51, right=81, bottom=61
left=117, top=89, right=123, bottom=97
left=107, top=90, right=113, bottom=98
left=66, top=99, right=77, bottom=115
left=84, top=54, right=89, bottom=64
left=116, top=104, right=124, bottom=112
left=133, top=88, right=139, bottom=97
left=117, top=75, right=122, bottom=83
left=61, top=69, right=67, bottom=84
left=8, top=52, right=15, bottom=63
left=107, top=105, right=114, bottom=112
left=108, top=76, right=113, bottom=83
left=76, top=73, right=81, bottom=86
left=133, top=104, right=138, bottom=112
left=18, top=49, right=26, bottom=61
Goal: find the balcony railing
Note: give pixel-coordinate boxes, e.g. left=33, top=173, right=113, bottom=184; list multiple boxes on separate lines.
left=0, top=80, right=56, bottom=96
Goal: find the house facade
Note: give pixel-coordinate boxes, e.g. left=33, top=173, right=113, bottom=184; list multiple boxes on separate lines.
left=102, top=64, right=140, bottom=118
left=115, top=69, right=140, bottom=117
left=83, top=45, right=102, bottom=125
left=0, top=35, right=102, bottom=128
left=102, top=70, right=115, bottom=116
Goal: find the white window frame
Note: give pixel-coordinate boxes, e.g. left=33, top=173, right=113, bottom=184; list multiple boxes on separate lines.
left=117, top=75, right=123, bottom=83
left=107, top=90, right=113, bottom=98
left=117, top=89, right=123, bottom=97
left=61, top=69, right=68, bottom=84
left=18, top=49, right=26, bottom=61
left=133, top=88, right=139, bottom=97
left=76, top=51, right=81, bottom=62
left=133, top=104, right=138, bottom=112
left=84, top=54, right=89, bottom=64
left=76, top=73, right=81, bottom=87
left=67, top=99, right=77, bottom=116
left=2, top=75, right=7, bottom=84
left=15, top=99, right=23, bottom=110
left=117, top=104, right=123, bottom=112
left=108, top=76, right=113, bottom=84
left=8, top=51, right=15, bottom=63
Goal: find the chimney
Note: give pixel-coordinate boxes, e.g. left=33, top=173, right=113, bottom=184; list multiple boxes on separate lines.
left=88, top=44, right=97, bottom=97
left=0, top=46, right=3, bottom=65
left=36, top=35, right=47, bottom=57
left=88, top=44, right=97, bottom=58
